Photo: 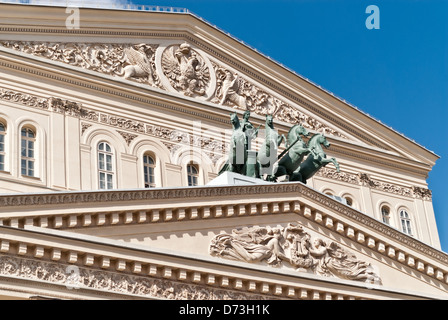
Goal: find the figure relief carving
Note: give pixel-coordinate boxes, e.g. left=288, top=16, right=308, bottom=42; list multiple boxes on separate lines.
left=214, top=67, right=247, bottom=109
left=210, top=222, right=381, bottom=284
left=1, top=41, right=160, bottom=87
left=211, top=63, right=347, bottom=139
left=1, top=40, right=347, bottom=141
left=122, top=44, right=159, bottom=85
left=161, top=42, right=211, bottom=97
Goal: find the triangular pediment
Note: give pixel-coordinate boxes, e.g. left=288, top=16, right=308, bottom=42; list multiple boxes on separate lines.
left=0, top=3, right=438, bottom=169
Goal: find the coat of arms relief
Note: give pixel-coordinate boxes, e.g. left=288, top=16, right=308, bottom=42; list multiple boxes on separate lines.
left=209, top=221, right=382, bottom=285
left=160, top=42, right=211, bottom=97
left=1, top=40, right=346, bottom=138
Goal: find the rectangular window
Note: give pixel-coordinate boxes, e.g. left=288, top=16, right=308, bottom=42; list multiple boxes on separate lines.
left=143, top=154, right=156, bottom=188
left=21, top=128, right=36, bottom=177
left=98, top=142, right=114, bottom=190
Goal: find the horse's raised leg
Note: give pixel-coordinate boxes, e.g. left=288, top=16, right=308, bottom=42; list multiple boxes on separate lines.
left=330, top=158, right=340, bottom=172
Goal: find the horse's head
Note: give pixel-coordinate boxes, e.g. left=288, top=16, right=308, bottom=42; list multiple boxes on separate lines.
left=311, top=133, right=330, bottom=148
left=309, top=133, right=330, bottom=156
left=320, top=134, right=330, bottom=148
left=296, top=125, right=310, bottom=137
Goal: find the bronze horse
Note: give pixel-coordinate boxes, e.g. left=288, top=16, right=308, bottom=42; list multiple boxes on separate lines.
left=272, top=124, right=311, bottom=181
left=296, top=133, right=340, bottom=183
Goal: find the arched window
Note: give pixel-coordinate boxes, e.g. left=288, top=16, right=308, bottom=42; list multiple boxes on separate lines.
left=187, top=163, right=199, bottom=186
left=21, top=127, right=36, bottom=177
left=400, top=209, right=412, bottom=236
left=344, top=196, right=353, bottom=207
left=143, top=153, right=156, bottom=188
left=0, top=122, right=5, bottom=172
left=98, top=142, right=114, bottom=190
left=381, top=205, right=390, bottom=225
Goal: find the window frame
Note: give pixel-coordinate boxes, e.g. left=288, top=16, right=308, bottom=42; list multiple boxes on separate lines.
left=97, top=141, right=115, bottom=190
left=187, top=162, right=199, bottom=187
left=399, top=209, right=413, bottom=236
left=20, top=127, right=36, bottom=177
left=143, top=153, right=156, bottom=188
left=381, top=205, right=391, bottom=225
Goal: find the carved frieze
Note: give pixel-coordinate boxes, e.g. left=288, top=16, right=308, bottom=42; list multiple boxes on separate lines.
left=0, top=254, right=268, bottom=300
left=210, top=221, right=382, bottom=284
left=0, top=85, right=227, bottom=161
left=315, top=169, right=432, bottom=200
left=412, top=186, right=433, bottom=201
left=0, top=88, right=98, bottom=121
left=1, top=41, right=161, bottom=88
left=1, top=40, right=349, bottom=140
left=211, top=62, right=348, bottom=139
left=358, top=172, right=414, bottom=199
left=0, top=88, right=49, bottom=110
left=315, top=167, right=359, bottom=185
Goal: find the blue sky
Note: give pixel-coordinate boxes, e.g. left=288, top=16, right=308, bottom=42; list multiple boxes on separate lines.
left=126, top=0, right=448, bottom=252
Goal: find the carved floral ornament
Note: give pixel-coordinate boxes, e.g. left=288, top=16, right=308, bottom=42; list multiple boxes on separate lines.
left=210, top=221, right=382, bottom=285
left=0, top=40, right=346, bottom=138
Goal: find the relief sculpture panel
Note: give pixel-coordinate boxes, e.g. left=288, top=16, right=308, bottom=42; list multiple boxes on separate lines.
left=159, top=42, right=213, bottom=98
left=1, top=40, right=347, bottom=139
left=0, top=41, right=161, bottom=87
left=210, top=221, right=382, bottom=284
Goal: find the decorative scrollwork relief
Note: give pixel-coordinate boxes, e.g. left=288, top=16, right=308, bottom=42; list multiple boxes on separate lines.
left=316, top=169, right=432, bottom=200
left=117, top=130, right=138, bottom=146
left=210, top=221, right=382, bottom=284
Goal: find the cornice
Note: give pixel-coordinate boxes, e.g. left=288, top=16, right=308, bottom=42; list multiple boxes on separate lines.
left=0, top=182, right=444, bottom=266
left=0, top=225, right=442, bottom=300
left=0, top=225, right=371, bottom=300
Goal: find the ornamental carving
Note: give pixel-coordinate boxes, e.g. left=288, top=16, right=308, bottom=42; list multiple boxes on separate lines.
left=0, top=88, right=49, bottom=109
left=315, top=169, right=432, bottom=200
left=117, top=130, right=138, bottom=146
left=160, top=43, right=211, bottom=97
left=315, top=167, right=359, bottom=185
left=210, top=222, right=382, bottom=284
left=358, top=172, right=414, bottom=198
left=211, top=63, right=347, bottom=139
left=412, top=186, right=432, bottom=200
left=1, top=40, right=349, bottom=140
left=0, top=255, right=269, bottom=300
left=1, top=41, right=161, bottom=87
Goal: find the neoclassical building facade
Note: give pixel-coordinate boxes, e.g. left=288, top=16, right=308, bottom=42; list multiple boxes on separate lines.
left=0, top=3, right=446, bottom=300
